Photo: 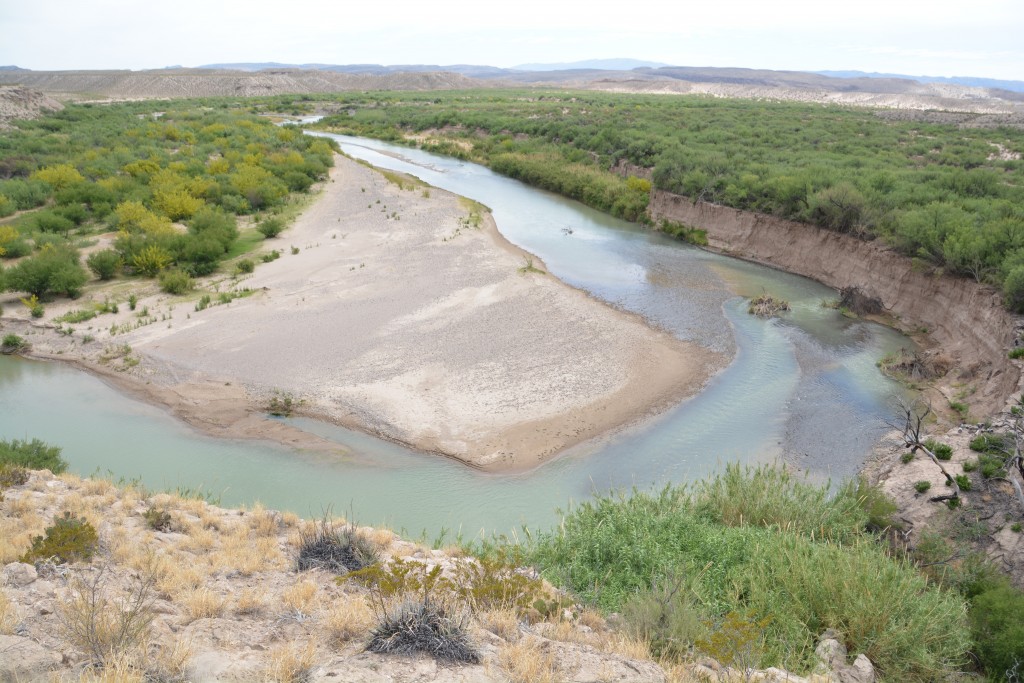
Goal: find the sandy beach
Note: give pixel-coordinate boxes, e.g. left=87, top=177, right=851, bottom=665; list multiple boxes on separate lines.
left=7, top=155, right=725, bottom=471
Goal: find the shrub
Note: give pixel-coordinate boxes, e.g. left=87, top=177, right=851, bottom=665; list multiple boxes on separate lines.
left=855, top=477, right=899, bottom=531
left=915, top=481, right=932, bottom=493
left=261, top=249, right=281, bottom=263
left=900, top=452, right=915, bottom=464
left=969, top=433, right=1008, bottom=454
left=296, top=517, right=379, bottom=573
left=622, top=573, right=705, bottom=659
left=924, top=439, right=953, bottom=460
left=366, top=596, right=478, bottom=663
left=1, top=334, right=28, bottom=354
left=194, top=294, right=211, bottom=311
left=748, top=294, right=790, bottom=317
left=86, top=249, right=123, bottom=280
left=0, top=437, right=67, bottom=473
left=969, top=578, right=1024, bottom=680
left=1009, top=347, right=1024, bottom=359
left=143, top=506, right=173, bottom=532
left=962, top=459, right=978, bottom=472
left=21, top=512, right=98, bottom=564
left=158, top=269, right=193, bottom=295
left=58, top=564, right=155, bottom=668
left=131, top=245, right=173, bottom=277
left=0, top=464, right=29, bottom=489
left=979, top=454, right=1008, bottom=479
left=257, top=217, right=285, bottom=238
left=4, top=244, right=87, bottom=298
left=955, top=474, right=972, bottom=491
left=236, top=258, right=255, bottom=274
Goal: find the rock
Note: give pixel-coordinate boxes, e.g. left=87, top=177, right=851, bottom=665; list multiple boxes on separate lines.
left=0, top=635, right=62, bottom=682
left=814, top=633, right=847, bottom=673
left=2, top=563, right=37, bottom=587
left=840, top=654, right=875, bottom=683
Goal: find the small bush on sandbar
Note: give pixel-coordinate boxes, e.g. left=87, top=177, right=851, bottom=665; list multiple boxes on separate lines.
left=21, top=512, right=98, bottom=564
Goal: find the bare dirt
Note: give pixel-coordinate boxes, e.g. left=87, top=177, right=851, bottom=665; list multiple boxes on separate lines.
left=0, top=85, right=62, bottom=129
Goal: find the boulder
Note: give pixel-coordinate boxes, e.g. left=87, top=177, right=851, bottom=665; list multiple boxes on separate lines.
left=1, top=563, right=37, bottom=587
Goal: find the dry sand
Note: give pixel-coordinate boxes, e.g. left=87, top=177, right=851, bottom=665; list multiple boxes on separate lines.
left=69, top=155, right=724, bottom=471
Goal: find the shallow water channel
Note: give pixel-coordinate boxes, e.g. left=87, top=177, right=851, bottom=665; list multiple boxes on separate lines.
left=0, top=134, right=910, bottom=539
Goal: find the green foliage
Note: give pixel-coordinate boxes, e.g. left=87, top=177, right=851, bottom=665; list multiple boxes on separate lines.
left=962, top=459, right=978, bottom=472
left=194, top=294, right=211, bottom=311
left=901, top=452, right=915, bottom=464
left=955, top=474, right=973, bottom=491
left=130, top=245, right=173, bottom=277
left=236, top=258, right=255, bottom=274
left=267, top=392, right=295, bottom=417
left=261, top=249, right=280, bottom=263
left=658, top=219, right=708, bottom=246
left=158, top=269, right=193, bottom=295
left=315, top=89, right=1024, bottom=310
left=968, top=577, right=1024, bottom=680
left=854, top=477, right=899, bottom=532
left=86, top=249, right=123, bottom=280
left=4, top=244, right=87, bottom=298
left=20, top=511, right=98, bottom=564
left=1, top=333, right=28, bottom=354
left=528, top=466, right=970, bottom=679
left=0, top=437, right=67, bottom=473
left=695, top=611, right=772, bottom=671
left=256, top=217, right=285, bottom=238
left=1009, top=347, right=1024, bottom=360
left=622, top=573, right=705, bottom=659
left=915, top=481, right=932, bottom=493
left=21, top=294, right=44, bottom=318
left=924, top=439, right=954, bottom=460
left=53, top=308, right=96, bottom=323
left=969, top=433, right=1009, bottom=454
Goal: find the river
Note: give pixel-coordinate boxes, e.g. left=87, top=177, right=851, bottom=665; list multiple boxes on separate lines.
left=0, top=134, right=909, bottom=539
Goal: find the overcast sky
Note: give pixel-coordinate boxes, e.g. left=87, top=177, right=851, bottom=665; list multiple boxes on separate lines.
left=1, top=0, right=1022, bottom=80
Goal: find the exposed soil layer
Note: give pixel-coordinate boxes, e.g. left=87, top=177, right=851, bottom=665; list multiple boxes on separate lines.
left=649, top=190, right=1021, bottom=419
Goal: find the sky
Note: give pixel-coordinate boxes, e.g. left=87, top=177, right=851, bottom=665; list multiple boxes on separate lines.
left=1, top=0, right=1022, bottom=80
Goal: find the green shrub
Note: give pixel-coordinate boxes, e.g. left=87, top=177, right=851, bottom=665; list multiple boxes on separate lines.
left=855, top=477, right=899, bottom=532
left=1009, top=347, right=1024, bottom=359
left=86, top=249, right=122, bottom=280
left=194, top=294, right=211, bottom=311
left=979, top=454, right=1008, bottom=479
left=622, top=573, right=705, bottom=659
left=969, top=578, right=1024, bottom=680
left=924, top=439, right=954, bottom=460
left=256, top=217, right=285, bottom=238
left=158, top=269, right=193, bottom=295
left=900, top=452, right=915, bottom=464
left=969, top=433, right=1008, bottom=454
left=1, top=333, right=28, bottom=354
left=127, top=293, right=137, bottom=311
left=915, top=480, right=932, bottom=493
left=4, top=244, right=87, bottom=298
left=954, top=474, right=972, bottom=491
left=0, top=437, right=67, bottom=473
left=261, top=249, right=280, bottom=263
left=20, top=512, right=98, bottom=564
left=962, top=459, right=978, bottom=472
left=236, top=258, right=255, bottom=274
left=693, top=464, right=869, bottom=542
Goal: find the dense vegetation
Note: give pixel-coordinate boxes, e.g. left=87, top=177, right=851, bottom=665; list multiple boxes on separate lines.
left=312, top=89, right=1024, bottom=310
left=0, top=102, right=336, bottom=299
left=526, top=465, right=1022, bottom=681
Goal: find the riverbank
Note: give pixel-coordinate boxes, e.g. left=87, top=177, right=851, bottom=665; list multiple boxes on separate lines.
left=649, top=190, right=1022, bottom=420
left=2, top=155, right=725, bottom=473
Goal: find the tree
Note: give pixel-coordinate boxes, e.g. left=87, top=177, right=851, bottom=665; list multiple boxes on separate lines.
left=4, top=244, right=87, bottom=299
left=892, top=400, right=962, bottom=504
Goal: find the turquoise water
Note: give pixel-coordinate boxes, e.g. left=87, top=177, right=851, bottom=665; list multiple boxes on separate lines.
left=0, top=136, right=909, bottom=538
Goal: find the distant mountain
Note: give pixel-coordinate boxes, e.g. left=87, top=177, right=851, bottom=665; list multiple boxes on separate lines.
left=817, top=70, right=1024, bottom=94
left=198, top=62, right=510, bottom=78
left=512, top=58, right=670, bottom=72
left=0, top=65, right=28, bottom=71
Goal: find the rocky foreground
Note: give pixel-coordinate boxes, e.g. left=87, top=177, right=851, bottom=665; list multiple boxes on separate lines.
left=0, top=471, right=876, bottom=682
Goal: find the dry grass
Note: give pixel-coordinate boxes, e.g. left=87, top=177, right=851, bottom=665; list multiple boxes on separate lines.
left=212, top=532, right=285, bottom=575
left=498, top=637, right=560, bottom=683
left=281, top=580, right=318, bottom=615
left=0, top=507, right=45, bottom=563
left=578, top=608, right=606, bottom=631
left=4, top=492, right=38, bottom=518
left=144, top=636, right=193, bottom=682
left=368, top=527, right=395, bottom=550
left=179, top=587, right=225, bottom=622
left=280, top=511, right=301, bottom=528
left=265, top=641, right=318, bottom=683
left=156, top=562, right=204, bottom=596
left=234, top=588, right=266, bottom=616
left=0, top=588, right=18, bottom=634
left=319, top=594, right=374, bottom=645
left=72, top=655, right=146, bottom=683
left=246, top=503, right=282, bottom=537
left=478, top=607, right=521, bottom=642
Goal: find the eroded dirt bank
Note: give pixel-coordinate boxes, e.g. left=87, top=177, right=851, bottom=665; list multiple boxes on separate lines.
left=649, top=190, right=1021, bottom=418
